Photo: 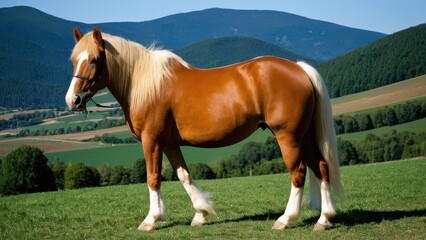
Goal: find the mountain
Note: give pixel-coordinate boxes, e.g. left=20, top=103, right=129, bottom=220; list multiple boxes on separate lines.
left=97, top=8, right=385, bottom=61
left=175, top=36, right=315, bottom=68
left=0, top=7, right=78, bottom=108
left=0, top=6, right=385, bottom=108
left=318, top=24, right=426, bottom=98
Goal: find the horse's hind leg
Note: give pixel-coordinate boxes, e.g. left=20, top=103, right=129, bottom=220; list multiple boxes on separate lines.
left=272, top=132, right=307, bottom=230
left=303, top=128, right=336, bottom=231
left=164, top=146, right=215, bottom=226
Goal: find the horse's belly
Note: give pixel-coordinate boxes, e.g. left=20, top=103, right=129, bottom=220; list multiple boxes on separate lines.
left=179, top=118, right=260, bottom=148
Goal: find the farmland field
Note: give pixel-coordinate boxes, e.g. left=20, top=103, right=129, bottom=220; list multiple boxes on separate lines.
left=0, top=158, right=425, bottom=239
left=338, top=118, right=426, bottom=141
left=0, top=138, right=101, bottom=156
left=45, top=129, right=274, bottom=167
left=0, top=75, right=424, bottom=166
left=331, top=74, right=426, bottom=115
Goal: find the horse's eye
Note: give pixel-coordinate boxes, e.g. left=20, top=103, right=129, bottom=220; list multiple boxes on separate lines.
left=90, top=59, right=98, bottom=65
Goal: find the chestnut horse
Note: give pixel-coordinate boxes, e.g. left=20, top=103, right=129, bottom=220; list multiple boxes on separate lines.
left=65, top=27, right=343, bottom=232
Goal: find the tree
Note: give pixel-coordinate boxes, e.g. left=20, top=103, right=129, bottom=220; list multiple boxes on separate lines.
left=162, top=161, right=178, bottom=181
left=109, top=166, right=132, bottom=185
left=238, top=142, right=262, bottom=175
left=64, top=162, right=100, bottom=189
left=0, top=145, right=56, bottom=195
left=188, top=163, right=216, bottom=180
left=261, top=137, right=281, bottom=160
left=337, top=138, right=359, bottom=165
left=373, top=110, right=385, bottom=128
left=383, top=108, right=398, bottom=126
left=131, top=158, right=146, bottom=183
left=50, top=159, right=67, bottom=190
left=99, top=163, right=114, bottom=186
left=356, top=114, right=374, bottom=131
left=343, top=116, right=359, bottom=133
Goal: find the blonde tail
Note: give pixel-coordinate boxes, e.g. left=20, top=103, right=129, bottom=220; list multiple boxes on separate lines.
left=296, top=61, right=343, bottom=199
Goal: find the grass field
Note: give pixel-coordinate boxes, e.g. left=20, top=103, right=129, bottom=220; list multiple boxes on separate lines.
left=45, top=129, right=274, bottom=167
left=0, top=158, right=425, bottom=239
left=338, top=118, right=426, bottom=141
left=0, top=138, right=101, bottom=156
left=1, top=74, right=424, bottom=166
left=42, top=116, right=424, bottom=168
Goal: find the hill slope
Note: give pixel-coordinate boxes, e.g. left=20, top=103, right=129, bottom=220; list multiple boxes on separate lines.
left=0, top=6, right=385, bottom=108
left=175, top=36, right=314, bottom=68
left=113, top=8, right=384, bottom=61
left=331, top=74, right=426, bottom=115
left=318, top=24, right=426, bottom=97
left=0, top=159, right=425, bottom=239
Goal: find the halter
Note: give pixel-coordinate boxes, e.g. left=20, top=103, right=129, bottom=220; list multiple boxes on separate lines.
left=72, top=48, right=114, bottom=109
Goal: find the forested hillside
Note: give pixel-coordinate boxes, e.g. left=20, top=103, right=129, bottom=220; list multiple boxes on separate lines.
left=318, top=24, right=426, bottom=97
left=175, top=37, right=314, bottom=68
left=0, top=6, right=394, bottom=109
left=0, top=7, right=76, bottom=108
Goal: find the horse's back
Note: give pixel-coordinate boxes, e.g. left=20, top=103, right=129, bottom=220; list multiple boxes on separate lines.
left=169, top=56, right=314, bottom=146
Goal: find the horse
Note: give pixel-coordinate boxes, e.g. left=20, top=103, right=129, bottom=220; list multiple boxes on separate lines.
left=65, top=27, right=343, bottom=232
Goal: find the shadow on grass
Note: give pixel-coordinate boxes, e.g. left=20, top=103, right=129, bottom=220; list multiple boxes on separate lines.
left=325, top=209, right=426, bottom=227
left=157, top=208, right=426, bottom=230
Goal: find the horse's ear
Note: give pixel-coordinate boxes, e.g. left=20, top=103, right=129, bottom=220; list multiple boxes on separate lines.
left=74, top=26, right=83, bottom=43
left=93, top=27, right=104, bottom=50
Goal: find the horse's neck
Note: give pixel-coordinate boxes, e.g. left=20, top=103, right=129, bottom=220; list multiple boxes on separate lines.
left=106, top=76, right=131, bottom=113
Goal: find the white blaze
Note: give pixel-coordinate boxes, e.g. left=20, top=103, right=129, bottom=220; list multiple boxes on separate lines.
left=65, top=50, right=88, bottom=109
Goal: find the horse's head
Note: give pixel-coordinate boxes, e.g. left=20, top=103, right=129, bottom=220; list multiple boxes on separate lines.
left=65, top=27, right=108, bottom=111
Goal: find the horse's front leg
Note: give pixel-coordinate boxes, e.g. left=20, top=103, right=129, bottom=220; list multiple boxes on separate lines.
left=164, top=146, right=215, bottom=226
left=138, top=137, right=165, bottom=232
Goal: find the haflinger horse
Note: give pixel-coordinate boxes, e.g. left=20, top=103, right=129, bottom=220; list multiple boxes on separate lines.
left=66, top=27, right=343, bottom=232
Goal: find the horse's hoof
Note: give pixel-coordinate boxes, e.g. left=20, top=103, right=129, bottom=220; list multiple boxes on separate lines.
left=272, top=220, right=288, bottom=230
left=191, top=218, right=206, bottom=227
left=191, top=212, right=207, bottom=227
left=313, top=222, right=332, bottom=231
left=138, top=222, right=156, bottom=232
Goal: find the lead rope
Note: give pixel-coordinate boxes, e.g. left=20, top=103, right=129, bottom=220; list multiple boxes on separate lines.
left=89, top=98, right=116, bottom=108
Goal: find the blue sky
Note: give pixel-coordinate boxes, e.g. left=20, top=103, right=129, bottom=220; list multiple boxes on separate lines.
left=1, top=0, right=425, bottom=34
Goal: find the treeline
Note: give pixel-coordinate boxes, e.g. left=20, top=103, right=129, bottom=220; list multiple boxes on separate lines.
left=335, top=98, right=426, bottom=134
left=16, top=118, right=126, bottom=137
left=89, top=134, right=138, bottom=144
left=318, top=24, right=426, bottom=97
left=338, top=130, right=425, bottom=165
left=0, top=107, right=122, bottom=133
left=161, top=137, right=285, bottom=181
left=0, top=146, right=147, bottom=196
left=0, top=110, right=63, bottom=131
left=2, top=126, right=425, bottom=196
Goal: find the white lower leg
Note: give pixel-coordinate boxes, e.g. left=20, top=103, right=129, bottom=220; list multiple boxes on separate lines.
left=314, top=181, right=336, bottom=231
left=138, top=187, right=165, bottom=231
left=176, top=167, right=215, bottom=226
left=273, top=184, right=303, bottom=230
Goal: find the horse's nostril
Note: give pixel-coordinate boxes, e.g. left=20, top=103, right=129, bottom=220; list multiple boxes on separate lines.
left=73, top=95, right=81, bottom=106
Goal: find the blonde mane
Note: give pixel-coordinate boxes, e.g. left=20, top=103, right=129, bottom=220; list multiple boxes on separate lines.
left=72, top=32, right=189, bottom=111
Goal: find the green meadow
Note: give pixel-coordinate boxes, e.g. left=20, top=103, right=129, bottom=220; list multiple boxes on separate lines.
left=1, top=159, right=425, bottom=239
left=45, top=130, right=274, bottom=167
left=338, top=118, right=426, bottom=141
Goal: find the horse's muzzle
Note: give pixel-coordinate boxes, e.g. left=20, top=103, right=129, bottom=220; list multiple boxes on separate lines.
left=70, top=91, right=93, bottom=111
